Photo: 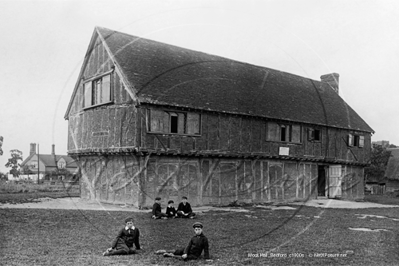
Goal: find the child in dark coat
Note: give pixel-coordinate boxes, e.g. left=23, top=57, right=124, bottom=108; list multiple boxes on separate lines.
left=103, top=217, right=141, bottom=256
left=177, top=196, right=195, bottom=218
left=155, top=222, right=212, bottom=261
left=152, top=197, right=168, bottom=219
left=166, top=200, right=177, bottom=218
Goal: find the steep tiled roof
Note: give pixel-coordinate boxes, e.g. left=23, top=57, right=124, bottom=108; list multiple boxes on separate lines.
left=385, top=148, right=399, bottom=180
left=71, top=27, right=374, bottom=132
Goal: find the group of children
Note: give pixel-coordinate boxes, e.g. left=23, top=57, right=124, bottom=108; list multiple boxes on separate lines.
left=103, top=196, right=211, bottom=262
left=152, top=196, right=196, bottom=219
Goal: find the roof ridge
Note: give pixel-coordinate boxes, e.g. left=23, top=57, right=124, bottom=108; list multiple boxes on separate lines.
left=96, top=27, right=323, bottom=85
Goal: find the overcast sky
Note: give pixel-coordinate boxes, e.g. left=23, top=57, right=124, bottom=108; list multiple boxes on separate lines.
left=0, top=0, right=398, bottom=172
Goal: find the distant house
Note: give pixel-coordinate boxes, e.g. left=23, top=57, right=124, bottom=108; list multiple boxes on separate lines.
left=20, top=143, right=78, bottom=181
left=64, top=27, right=374, bottom=207
left=372, top=140, right=391, bottom=148
left=385, top=148, right=399, bottom=192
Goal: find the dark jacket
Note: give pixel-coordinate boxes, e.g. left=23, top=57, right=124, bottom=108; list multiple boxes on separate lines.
left=152, top=202, right=162, bottom=216
left=177, top=202, right=193, bottom=214
left=111, top=227, right=140, bottom=249
left=166, top=206, right=177, bottom=217
left=184, top=233, right=210, bottom=259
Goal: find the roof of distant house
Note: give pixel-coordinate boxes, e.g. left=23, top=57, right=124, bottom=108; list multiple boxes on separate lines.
left=65, top=27, right=373, bottom=133
left=21, top=154, right=78, bottom=169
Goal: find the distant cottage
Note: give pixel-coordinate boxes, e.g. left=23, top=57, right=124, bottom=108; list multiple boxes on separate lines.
left=64, top=27, right=374, bottom=207
left=20, top=143, right=78, bottom=181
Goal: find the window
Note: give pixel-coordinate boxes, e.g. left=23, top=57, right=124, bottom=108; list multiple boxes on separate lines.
left=148, top=109, right=200, bottom=135
left=347, top=134, right=364, bottom=148
left=84, top=73, right=112, bottom=108
left=30, top=162, right=38, bottom=169
left=170, top=113, right=179, bottom=133
left=57, top=158, right=66, bottom=169
left=308, top=128, right=321, bottom=142
left=266, top=122, right=301, bottom=143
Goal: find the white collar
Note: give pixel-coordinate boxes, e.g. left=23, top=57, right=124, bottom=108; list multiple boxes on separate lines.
left=125, top=226, right=135, bottom=230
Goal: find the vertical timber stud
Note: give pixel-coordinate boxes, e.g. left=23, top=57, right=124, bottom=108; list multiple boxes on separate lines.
left=251, top=160, right=256, bottom=201
left=302, top=164, right=306, bottom=199
left=309, top=164, right=318, bottom=198
left=296, top=163, right=299, bottom=198
left=218, top=165, right=221, bottom=205
left=235, top=160, right=238, bottom=201
left=267, top=162, right=271, bottom=201
left=197, top=158, right=203, bottom=205
left=281, top=163, right=285, bottom=201
left=138, top=155, right=144, bottom=207
left=260, top=161, right=264, bottom=201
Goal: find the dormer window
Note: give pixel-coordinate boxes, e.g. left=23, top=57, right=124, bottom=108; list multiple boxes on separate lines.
left=57, top=158, right=66, bottom=169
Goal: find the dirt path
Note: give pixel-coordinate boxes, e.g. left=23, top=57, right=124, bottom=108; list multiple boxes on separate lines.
left=0, top=197, right=398, bottom=212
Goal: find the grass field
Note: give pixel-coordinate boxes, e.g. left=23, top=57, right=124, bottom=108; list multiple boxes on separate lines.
left=1, top=193, right=399, bottom=265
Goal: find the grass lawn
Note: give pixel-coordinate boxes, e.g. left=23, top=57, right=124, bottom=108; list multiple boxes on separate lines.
left=1, top=194, right=399, bottom=265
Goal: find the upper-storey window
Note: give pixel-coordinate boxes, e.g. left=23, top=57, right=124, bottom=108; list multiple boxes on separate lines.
left=308, top=128, right=321, bottom=142
left=348, top=134, right=364, bottom=148
left=266, top=122, right=301, bottom=143
left=148, top=109, right=201, bottom=135
left=83, top=73, right=112, bottom=108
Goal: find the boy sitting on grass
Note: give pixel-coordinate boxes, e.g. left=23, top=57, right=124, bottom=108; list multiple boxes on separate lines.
left=177, top=196, right=196, bottom=218
left=152, top=197, right=168, bottom=219
left=155, top=222, right=212, bottom=262
left=103, top=217, right=141, bottom=256
left=166, top=200, right=177, bottom=218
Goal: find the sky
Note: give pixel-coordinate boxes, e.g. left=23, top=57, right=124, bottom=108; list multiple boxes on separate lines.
left=0, top=0, right=398, bottom=172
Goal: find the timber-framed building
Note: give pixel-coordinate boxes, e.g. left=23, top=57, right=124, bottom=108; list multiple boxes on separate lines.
left=65, top=27, right=374, bottom=207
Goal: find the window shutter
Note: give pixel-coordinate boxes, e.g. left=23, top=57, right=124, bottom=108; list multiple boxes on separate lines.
left=178, top=113, right=185, bottom=134
left=291, top=125, right=301, bottom=143
left=359, top=136, right=365, bottom=148
left=267, top=122, right=280, bottom=141
left=84, top=82, right=92, bottom=108
left=308, top=128, right=314, bottom=141
left=348, top=134, right=353, bottom=146
left=187, top=113, right=200, bottom=135
left=150, top=110, right=165, bottom=132
left=101, top=74, right=111, bottom=103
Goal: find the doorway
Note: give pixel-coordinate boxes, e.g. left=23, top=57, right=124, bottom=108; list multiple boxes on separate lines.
left=317, top=165, right=326, bottom=197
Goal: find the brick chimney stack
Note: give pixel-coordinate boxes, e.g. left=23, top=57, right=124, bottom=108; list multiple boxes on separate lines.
left=52, top=144, right=55, bottom=155
left=30, top=143, right=36, bottom=156
left=320, top=73, right=339, bottom=94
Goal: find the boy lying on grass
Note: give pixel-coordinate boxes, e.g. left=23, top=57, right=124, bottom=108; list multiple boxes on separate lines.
left=155, top=222, right=212, bottom=262
left=103, top=217, right=141, bottom=256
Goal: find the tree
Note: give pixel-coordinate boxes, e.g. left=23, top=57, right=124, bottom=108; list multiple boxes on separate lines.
left=365, top=144, right=392, bottom=182
left=0, top=136, right=3, bottom=156
left=5, top=149, right=23, bottom=177
left=0, top=172, right=7, bottom=181
left=388, top=144, right=397, bottom=148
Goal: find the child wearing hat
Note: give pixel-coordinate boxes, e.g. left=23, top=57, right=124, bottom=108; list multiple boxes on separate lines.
left=166, top=200, right=177, bottom=218
left=152, top=197, right=168, bottom=219
left=155, top=222, right=211, bottom=261
left=103, top=217, right=141, bottom=256
left=177, top=196, right=195, bottom=218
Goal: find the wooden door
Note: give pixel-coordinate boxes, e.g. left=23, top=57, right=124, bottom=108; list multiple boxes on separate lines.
left=328, top=165, right=342, bottom=198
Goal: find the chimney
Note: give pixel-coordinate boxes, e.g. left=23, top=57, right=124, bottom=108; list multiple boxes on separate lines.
left=52, top=144, right=55, bottom=155
left=320, top=73, right=339, bottom=94
left=30, top=143, right=36, bottom=156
